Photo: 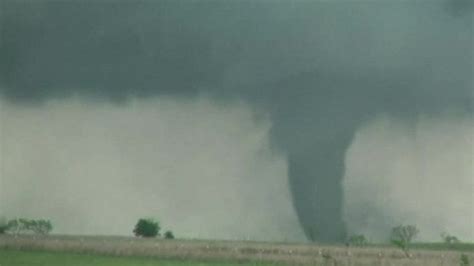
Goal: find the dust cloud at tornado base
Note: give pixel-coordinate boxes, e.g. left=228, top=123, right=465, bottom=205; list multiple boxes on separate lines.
left=343, top=113, right=473, bottom=242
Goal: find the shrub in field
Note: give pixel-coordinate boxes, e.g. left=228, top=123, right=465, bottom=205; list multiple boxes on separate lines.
left=6, top=218, right=53, bottom=235
left=0, top=225, right=7, bottom=234
left=6, top=219, right=19, bottom=234
left=460, top=254, right=470, bottom=266
left=347, top=234, right=368, bottom=246
left=7, top=219, right=31, bottom=234
left=390, top=225, right=418, bottom=257
left=441, top=232, right=460, bottom=244
left=30, top=219, right=53, bottom=235
left=0, top=217, right=8, bottom=234
left=164, top=230, right=174, bottom=239
left=133, top=218, right=160, bottom=237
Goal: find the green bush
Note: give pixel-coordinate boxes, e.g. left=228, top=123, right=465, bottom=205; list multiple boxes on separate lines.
left=390, top=224, right=419, bottom=257
left=0, top=217, right=8, bottom=234
left=133, top=218, right=160, bottom=237
left=460, top=254, right=470, bottom=266
left=442, top=232, right=460, bottom=244
left=164, top=230, right=174, bottom=239
left=347, top=234, right=368, bottom=246
left=4, top=218, right=53, bottom=235
left=30, top=219, right=53, bottom=235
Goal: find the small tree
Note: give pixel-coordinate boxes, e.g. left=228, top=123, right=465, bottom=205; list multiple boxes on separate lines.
left=460, top=254, right=470, bottom=266
left=31, top=220, right=53, bottom=235
left=7, top=219, right=21, bottom=234
left=5, top=218, right=53, bottom=235
left=164, top=230, right=174, bottom=239
left=441, top=232, right=460, bottom=245
left=133, top=218, right=160, bottom=238
left=347, top=234, right=368, bottom=246
left=390, top=225, right=419, bottom=257
left=0, top=217, right=8, bottom=234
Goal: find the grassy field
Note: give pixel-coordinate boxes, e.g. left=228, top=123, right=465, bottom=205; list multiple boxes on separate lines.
left=0, top=235, right=472, bottom=266
left=0, top=250, right=278, bottom=266
left=411, top=242, right=474, bottom=252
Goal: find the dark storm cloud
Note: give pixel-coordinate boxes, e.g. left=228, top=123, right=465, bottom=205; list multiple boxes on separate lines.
left=1, top=0, right=472, bottom=241
left=446, top=0, right=474, bottom=15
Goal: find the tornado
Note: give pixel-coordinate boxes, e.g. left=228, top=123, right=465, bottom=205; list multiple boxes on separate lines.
left=1, top=0, right=472, bottom=242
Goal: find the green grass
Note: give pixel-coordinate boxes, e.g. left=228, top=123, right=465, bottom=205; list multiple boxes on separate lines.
left=411, top=242, right=474, bottom=252
left=363, top=242, right=474, bottom=252
left=0, top=250, right=280, bottom=266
